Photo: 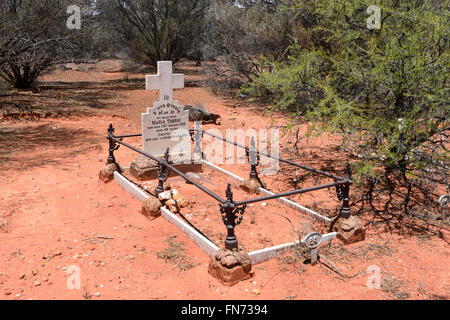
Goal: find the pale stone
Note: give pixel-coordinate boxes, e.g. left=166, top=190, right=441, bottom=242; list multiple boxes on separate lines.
left=158, top=191, right=172, bottom=201
left=172, top=190, right=188, bottom=208
left=165, top=199, right=177, bottom=207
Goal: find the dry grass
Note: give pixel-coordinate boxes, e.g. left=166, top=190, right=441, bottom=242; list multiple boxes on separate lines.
left=416, top=281, right=449, bottom=300
left=82, top=286, right=92, bottom=300
left=381, top=272, right=410, bottom=300
left=156, top=235, right=197, bottom=272
left=277, top=245, right=309, bottom=273
left=320, top=242, right=393, bottom=263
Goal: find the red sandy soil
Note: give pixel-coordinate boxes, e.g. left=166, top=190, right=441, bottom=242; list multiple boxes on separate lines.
left=0, top=60, right=448, bottom=300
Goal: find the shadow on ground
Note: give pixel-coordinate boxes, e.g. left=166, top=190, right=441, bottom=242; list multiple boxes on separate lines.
left=0, top=124, right=101, bottom=171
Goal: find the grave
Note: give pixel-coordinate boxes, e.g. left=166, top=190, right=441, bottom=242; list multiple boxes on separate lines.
left=130, top=61, right=202, bottom=181
left=101, top=60, right=365, bottom=286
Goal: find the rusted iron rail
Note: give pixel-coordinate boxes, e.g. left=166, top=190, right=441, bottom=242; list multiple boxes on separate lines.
left=109, top=136, right=227, bottom=204
left=106, top=124, right=353, bottom=251
left=111, top=130, right=345, bottom=181
left=199, top=129, right=346, bottom=181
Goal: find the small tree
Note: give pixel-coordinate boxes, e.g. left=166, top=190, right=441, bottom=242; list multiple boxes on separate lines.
left=0, top=0, right=96, bottom=89
left=243, top=0, right=449, bottom=217
left=204, top=0, right=307, bottom=82
left=97, top=0, right=209, bottom=66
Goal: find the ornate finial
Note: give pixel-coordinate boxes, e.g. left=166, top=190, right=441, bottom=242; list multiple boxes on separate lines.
left=225, top=184, right=233, bottom=202
left=345, top=163, right=352, bottom=180
left=108, top=124, right=114, bottom=135
left=164, top=148, right=170, bottom=162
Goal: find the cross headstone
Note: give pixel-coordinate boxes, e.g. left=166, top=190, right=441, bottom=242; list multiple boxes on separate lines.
left=146, top=61, right=184, bottom=102
left=142, top=61, right=190, bottom=160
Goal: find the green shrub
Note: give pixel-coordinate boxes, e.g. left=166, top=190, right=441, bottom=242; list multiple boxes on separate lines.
left=244, top=0, right=449, bottom=216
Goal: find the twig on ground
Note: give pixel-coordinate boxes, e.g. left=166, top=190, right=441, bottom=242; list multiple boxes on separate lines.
left=97, top=234, right=114, bottom=240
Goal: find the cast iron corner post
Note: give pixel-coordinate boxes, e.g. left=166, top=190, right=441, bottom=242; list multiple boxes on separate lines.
left=155, top=148, right=170, bottom=197
left=220, top=184, right=246, bottom=251
left=336, top=163, right=352, bottom=219
left=107, top=124, right=121, bottom=172
left=247, top=137, right=260, bottom=180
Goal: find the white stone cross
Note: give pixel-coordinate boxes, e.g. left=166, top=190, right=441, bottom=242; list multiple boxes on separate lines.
left=146, top=61, right=184, bottom=102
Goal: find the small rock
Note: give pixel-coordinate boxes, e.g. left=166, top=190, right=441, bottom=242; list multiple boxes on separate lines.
left=141, top=197, right=162, bottom=220
left=333, top=215, right=366, bottom=244
left=222, top=253, right=239, bottom=268
left=166, top=199, right=177, bottom=207
left=158, top=191, right=172, bottom=201
left=33, top=281, right=41, bottom=287
left=99, top=164, right=119, bottom=183
left=240, top=178, right=263, bottom=194
left=172, top=190, right=189, bottom=208
left=42, top=250, right=62, bottom=261
left=167, top=204, right=179, bottom=213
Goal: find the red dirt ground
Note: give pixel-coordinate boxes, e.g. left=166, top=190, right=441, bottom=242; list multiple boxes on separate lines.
left=0, top=60, right=448, bottom=300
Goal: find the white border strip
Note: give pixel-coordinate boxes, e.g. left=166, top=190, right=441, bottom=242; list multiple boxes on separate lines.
left=161, top=207, right=219, bottom=257
left=114, top=171, right=149, bottom=202
left=201, top=160, right=332, bottom=223
left=249, top=232, right=337, bottom=265
left=249, top=241, right=301, bottom=265
left=114, top=172, right=219, bottom=257
left=114, top=170, right=335, bottom=264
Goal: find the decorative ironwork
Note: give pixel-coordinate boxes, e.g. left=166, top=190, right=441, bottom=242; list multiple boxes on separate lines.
left=335, top=184, right=346, bottom=201
left=219, top=184, right=247, bottom=250
left=202, top=129, right=346, bottom=181
left=107, top=125, right=357, bottom=252
left=304, top=232, right=322, bottom=249
left=107, top=124, right=122, bottom=173
left=154, top=148, right=171, bottom=197
left=246, top=137, right=260, bottom=180
left=194, top=122, right=202, bottom=152
left=193, top=121, right=203, bottom=161
left=304, top=232, right=323, bottom=265
left=335, top=164, right=352, bottom=219
left=439, top=195, right=449, bottom=208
